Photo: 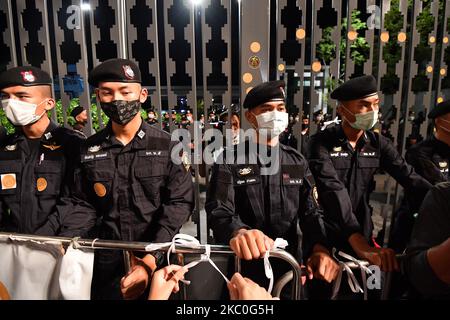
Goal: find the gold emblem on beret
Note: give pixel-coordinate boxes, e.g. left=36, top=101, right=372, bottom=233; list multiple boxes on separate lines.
left=94, top=182, right=107, bottom=197
left=333, top=146, right=342, bottom=152
left=37, top=177, right=48, bottom=192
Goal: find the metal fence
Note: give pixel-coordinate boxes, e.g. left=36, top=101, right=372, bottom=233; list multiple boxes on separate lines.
left=0, top=232, right=304, bottom=300
left=1, top=0, right=449, bottom=245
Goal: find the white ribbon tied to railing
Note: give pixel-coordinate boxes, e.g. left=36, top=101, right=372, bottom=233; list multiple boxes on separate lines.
left=145, top=234, right=288, bottom=293
left=146, top=234, right=229, bottom=285
left=264, top=238, right=288, bottom=294
left=331, top=248, right=374, bottom=300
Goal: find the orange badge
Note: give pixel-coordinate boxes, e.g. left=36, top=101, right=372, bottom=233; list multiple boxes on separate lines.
left=94, top=182, right=107, bottom=197
left=37, top=177, right=48, bottom=192
left=1, top=174, right=16, bottom=190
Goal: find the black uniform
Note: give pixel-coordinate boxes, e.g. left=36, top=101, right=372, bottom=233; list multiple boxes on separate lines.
left=405, top=135, right=450, bottom=184
left=390, top=136, right=450, bottom=253
left=0, top=121, right=84, bottom=234
left=51, top=120, right=194, bottom=299
left=307, top=124, right=431, bottom=253
left=206, top=140, right=326, bottom=262
left=404, top=182, right=450, bottom=299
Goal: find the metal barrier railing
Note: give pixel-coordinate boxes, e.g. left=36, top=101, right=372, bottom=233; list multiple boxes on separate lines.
left=0, top=232, right=304, bottom=300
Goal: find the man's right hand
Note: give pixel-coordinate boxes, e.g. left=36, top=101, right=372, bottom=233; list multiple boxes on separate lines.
left=229, top=229, right=274, bottom=260
left=349, top=233, right=399, bottom=272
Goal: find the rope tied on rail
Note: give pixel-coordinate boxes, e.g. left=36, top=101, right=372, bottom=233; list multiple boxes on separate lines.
left=331, top=248, right=374, bottom=300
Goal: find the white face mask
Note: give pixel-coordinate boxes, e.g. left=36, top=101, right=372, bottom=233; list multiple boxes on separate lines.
left=253, top=110, right=289, bottom=137
left=1, top=99, right=47, bottom=126
left=341, top=104, right=378, bottom=131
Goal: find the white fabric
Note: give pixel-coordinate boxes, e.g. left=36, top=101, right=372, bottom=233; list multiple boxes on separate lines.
left=146, top=234, right=289, bottom=294
left=264, top=238, right=288, bottom=294
left=331, top=249, right=373, bottom=300
left=0, top=236, right=94, bottom=300
left=58, top=244, right=94, bottom=300
left=321, top=116, right=341, bottom=131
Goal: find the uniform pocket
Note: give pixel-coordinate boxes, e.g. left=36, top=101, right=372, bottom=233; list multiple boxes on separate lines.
left=35, top=161, right=63, bottom=196
left=358, top=157, right=380, bottom=168
left=85, top=169, right=114, bottom=199
left=134, top=167, right=164, bottom=199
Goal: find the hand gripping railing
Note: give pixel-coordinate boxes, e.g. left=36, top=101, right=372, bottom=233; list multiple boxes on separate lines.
left=0, top=232, right=304, bottom=300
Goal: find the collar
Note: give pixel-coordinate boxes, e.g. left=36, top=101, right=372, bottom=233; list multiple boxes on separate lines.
left=335, top=124, right=369, bottom=150
left=99, top=118, right=149, bottom=150
left=41, top=121, right=59, bottom=142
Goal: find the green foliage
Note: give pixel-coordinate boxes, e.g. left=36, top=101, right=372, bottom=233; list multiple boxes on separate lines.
left=384, top=4, right=403, bottom=34
left=0, top=108, right=14, bottom=134
left=350, top=37, right=370, bottom=66
left=316, top=27, right=336, bottom=64
left=416, top=9, right=435, bottom=40
left=341, top=10, right=370, bottom=68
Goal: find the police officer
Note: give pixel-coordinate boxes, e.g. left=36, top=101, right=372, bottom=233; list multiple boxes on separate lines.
left=206, top=80, right=339, bottom=290
left=390, top=100, right=450, bottom=253
left=0, top=66, right=85, bottom=235
left=45, top=59, right=194, bottom=300
left=403, top=182, right=450, bottom=299
left=406, top=100, right=450, bottom=183
left=307, top=75, right=431, bottom=273
left=70, top=105, right=88, bottom=136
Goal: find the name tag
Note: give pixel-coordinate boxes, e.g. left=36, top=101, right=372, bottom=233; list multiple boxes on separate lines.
left=361, top=151, right=377, bottom=157
left=284, top=178, right=303, bottom=185
left=82, top=152, right=109, bottom=162
left=139, top=150, right=166, bottom=157
left=235, top=177, right=260, bottom=186
left=330, top=152, right=349, bottom=158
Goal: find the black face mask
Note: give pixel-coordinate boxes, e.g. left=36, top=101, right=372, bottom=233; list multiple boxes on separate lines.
left=100, top=100, right=141, bottom=125
left=302, top=124, right=308, bottom=130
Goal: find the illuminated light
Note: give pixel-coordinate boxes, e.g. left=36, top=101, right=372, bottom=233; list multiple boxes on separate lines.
left=426, top=66, right=433, bottom=73
left=243, top=73, right=253, bottom=84
left=429, top=36, right=436, bottom=44
left=246, top=87, right=253, bottom=94
left=380, top=32, right=390, bottom=43
left=190, top=0, right=202, bottom=5
left=347, top=30, right=358, bottom=41
left=296, top=28, right=306, bottom=40
left=250, top=42, right=261, bottom=53
left=81, top=3, right=91, bottom=10
left=437, top=97, right=444, bottom=104
left=312, top=61, right=322, bottom=73
left=440, top=68, right=447, bottom=76
left=278, top=64, right=285, bottom=72
left=398, top=32, right=407, bottom=43
left=444, top=37, right=449, bottom=44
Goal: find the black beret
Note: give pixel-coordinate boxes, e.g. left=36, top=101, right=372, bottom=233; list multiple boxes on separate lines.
left=428, top=99, right=450, bottom=119
left=70, top=106, right=85, bottom=118
left=0, top=66, right=52, bottom=90
left=243, top=80, right=286, bottom=109
left=88, top=58, right=141, bottom=87
left=331, top=75, right=378, bottom=101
